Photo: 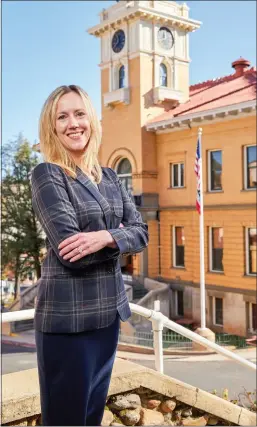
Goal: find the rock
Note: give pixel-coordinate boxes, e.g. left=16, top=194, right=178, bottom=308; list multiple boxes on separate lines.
left=124, top=393, right=141, bottom=408
left=108, top=395, right=131, bottom=411
left=101, top=410, right=114, bottom=426
left=108, top=394, right=140, bottom=410
left=181, top=408, right=192, bottom=417
left=11, top=422, right=28, bottom=426
left=160, top=399, right=177, bottom=413
left=147, top=399, right=161, bottom=410
left=163, top=413, right=176, bottom=425
left=182, top=416, right=208, bottom=426
left=27, top=417, right=38, bottom=426
left=139, top=408, right=165, bottom=426
left=119, top=409, right=141, bottom=426
left=173, top=409, right=182, bottom=422
left=207, top=416, right=219, bottom=425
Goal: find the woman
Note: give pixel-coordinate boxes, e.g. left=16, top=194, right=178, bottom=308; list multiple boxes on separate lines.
left=31, top=85, right=149, bottom=426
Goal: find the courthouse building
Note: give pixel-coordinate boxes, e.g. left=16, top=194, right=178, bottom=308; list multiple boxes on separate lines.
left=87, top=0, right=256, bottom=336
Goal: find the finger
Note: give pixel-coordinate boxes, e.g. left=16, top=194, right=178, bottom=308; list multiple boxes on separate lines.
left=63, top=244, right=89, bottom=260
left=69, top=247, right=94, bottom=262
left=59, top=239, right=84, bottom=257
left=58, top=234, right=80, bottom=250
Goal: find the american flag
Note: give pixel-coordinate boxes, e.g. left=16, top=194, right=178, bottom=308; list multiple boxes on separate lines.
left=194, top=138, right=201, bottom=214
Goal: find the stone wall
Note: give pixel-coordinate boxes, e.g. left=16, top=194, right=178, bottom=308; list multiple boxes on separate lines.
left=2, top=359, right=256, bottom=426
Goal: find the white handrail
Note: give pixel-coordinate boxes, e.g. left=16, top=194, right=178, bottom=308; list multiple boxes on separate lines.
left=2, top=304, right=256, bottom=373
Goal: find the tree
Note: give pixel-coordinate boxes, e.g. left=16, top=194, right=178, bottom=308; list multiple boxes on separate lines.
left=2, top=136, right=45, bottom=298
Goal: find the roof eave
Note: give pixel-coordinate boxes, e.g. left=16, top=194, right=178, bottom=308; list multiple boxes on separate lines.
left=146, top=99, right=257, bottom=132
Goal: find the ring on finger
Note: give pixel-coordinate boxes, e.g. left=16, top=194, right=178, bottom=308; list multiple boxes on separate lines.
left=78, top=246, right=83, bottom=254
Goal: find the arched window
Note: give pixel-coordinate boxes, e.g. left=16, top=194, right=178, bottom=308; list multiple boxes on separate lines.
left=119, top=65, right=125, bottom=89
left=160, top=63, right=168, bottom=87
left=117, top=158, right=133, bottom=194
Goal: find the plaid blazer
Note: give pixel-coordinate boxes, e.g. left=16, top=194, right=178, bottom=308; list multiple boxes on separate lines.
left=31, top=162, right=149, bottom=333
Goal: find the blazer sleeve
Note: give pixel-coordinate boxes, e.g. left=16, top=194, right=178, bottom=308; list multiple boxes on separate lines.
left=106, top=168, right=149, bottom=255
left=31, top=163, right=120, bottom=270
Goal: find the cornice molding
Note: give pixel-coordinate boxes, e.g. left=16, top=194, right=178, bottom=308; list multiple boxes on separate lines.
left=146, top=100, right=257, bottom=133
left=88, top=5, right=201, bottom=37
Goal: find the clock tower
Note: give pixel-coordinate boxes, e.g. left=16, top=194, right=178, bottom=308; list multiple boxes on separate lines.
left=88, top=0, right=201, bottom=276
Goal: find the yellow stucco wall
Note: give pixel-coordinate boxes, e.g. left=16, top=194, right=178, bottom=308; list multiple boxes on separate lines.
left=156, top=116, right=256, bottom=207
left=153, top=115, right=256, bottom=292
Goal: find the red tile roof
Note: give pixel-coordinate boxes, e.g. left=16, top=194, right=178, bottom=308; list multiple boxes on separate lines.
left=148, top=58, right=256, bottom=125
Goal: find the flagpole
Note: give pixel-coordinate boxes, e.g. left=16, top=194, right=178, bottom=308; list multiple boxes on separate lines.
left=198, top=127, right=206, bottom=329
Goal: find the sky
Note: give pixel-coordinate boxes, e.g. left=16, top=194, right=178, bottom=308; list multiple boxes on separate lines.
left=2, top=0, right=256, bottom=146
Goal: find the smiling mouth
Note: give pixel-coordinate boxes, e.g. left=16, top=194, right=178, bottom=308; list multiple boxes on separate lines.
left=67, top=131, right=84, bottom=140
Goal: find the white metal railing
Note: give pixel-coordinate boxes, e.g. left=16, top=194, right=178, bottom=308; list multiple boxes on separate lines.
left=2, top=301, right=256, bottom=373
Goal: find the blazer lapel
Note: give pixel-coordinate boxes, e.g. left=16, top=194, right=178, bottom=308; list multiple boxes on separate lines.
left=76, top=168, right=112, bottom=229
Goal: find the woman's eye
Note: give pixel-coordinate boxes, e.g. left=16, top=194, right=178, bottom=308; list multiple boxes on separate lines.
left=77, top=111, right=85, bottom=117
left=58, top=115, right=66, bottom=120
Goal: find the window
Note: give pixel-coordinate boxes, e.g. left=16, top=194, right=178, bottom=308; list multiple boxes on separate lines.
left=246, top=228, right=257, bottom=275
left=170, top=163, right=184, bottom=188
left=116, top=158, right=132, bottom=194
left=213, top=297, right=223, bottom=326
left=119, top=65, right=125, bottom=89
left=248, top=302, right=257, bottom=332
left=160, top=63, right=168, bottom=87
left=209, top=227, right=224, bottom=272
left=244, top=145, right=257, bottom=189
left=174, top=290, right=184, bottom=316
left=208, top=150, right=222, bottom=191
left=173, top=227, right=185, bottom=268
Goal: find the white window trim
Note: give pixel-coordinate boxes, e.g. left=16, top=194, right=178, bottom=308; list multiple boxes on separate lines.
left=248, top=302, right=257, bottom=333
left=172, top=226, right=185, bottom=268
left=212, top=296, right=223, bottom=326
left=208, top=150, right=223, bottom=192
left=209, top=227, right=224, bottom=273
left=244, top=145, right=256, bottom=191
left=171, top=163, right=184, bottom=188
left=245, top=227, right=257, bottom=276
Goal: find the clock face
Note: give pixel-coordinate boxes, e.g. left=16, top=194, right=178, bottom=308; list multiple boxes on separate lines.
left=157, top=27, right=174, bottom=50
left=112, top=29, right=125, bottom=53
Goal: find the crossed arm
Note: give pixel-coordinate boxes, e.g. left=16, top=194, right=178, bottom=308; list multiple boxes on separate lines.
left=31, top=163, right=148, bottom=269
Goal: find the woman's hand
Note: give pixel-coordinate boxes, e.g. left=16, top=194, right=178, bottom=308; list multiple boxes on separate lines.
left=58, top=230, right=116, bottom=262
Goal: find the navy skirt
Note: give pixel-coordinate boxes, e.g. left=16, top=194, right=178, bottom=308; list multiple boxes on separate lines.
left=35, top=313, right=120, bottom=426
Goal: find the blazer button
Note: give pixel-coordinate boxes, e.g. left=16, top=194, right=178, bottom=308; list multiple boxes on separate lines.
left=107, top=268, right=113, bottom=274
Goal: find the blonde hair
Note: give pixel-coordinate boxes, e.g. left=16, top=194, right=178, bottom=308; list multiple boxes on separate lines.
left=39, top=85, right=102, bottom=183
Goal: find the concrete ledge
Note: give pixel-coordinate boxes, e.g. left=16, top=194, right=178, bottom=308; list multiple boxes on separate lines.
left=2, top=369, right=40, bottom=424
left=110, top=360, right=256, bottom=426
left=2, top=359, right=256, bottom=426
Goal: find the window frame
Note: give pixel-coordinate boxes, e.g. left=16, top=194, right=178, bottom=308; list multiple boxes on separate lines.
left=174, top=290, right=184, bottom=317
left=170, top=163, right=185, bottom=188
left=244, top=145, right=257, bottom=190
left=208, top=149, right=223, bottom=192
left=116, top=158, right=133, bottom=194
left=245, top=227, right=257, bottom=276
left=212, top=297, right=224, bottom=326
left=118, top=65, right=125, bottom=89
left=209, top=227, right=224, bottom=273
left=248, top=302, right=257, bottom=333
left=159, top=63, right=168, bottom=87
left=172, top=226, right=185, bottom=268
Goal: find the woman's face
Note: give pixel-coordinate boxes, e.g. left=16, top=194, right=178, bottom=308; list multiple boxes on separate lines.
left=55, top=91, right=91, bottom=158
